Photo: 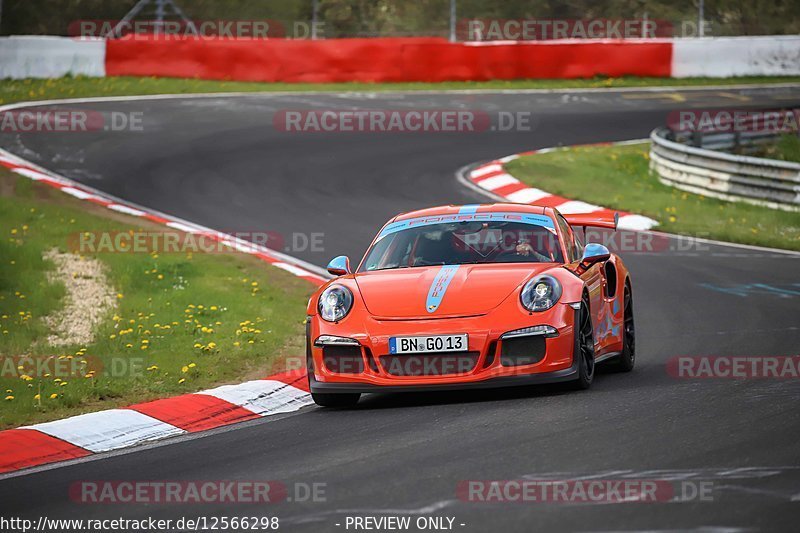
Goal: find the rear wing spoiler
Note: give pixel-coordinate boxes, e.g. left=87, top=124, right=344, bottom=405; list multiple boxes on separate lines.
left=563, top=212, right=619, bottom=231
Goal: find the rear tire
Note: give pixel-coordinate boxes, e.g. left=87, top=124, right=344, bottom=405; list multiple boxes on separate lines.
left=615, top=285, right=636, bottom=372
left=311, top=392, right=361, bottom=408
left=570, top=297, right=595, bottom=390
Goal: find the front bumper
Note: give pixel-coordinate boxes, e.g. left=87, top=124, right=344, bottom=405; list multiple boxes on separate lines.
left=307, top=303, right=580, bottom=394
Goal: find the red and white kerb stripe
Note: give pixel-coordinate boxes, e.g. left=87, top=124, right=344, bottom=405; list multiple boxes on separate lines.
left=0, top=371, right=312, bottom=473
left=468, top=147, right=658, bottom=232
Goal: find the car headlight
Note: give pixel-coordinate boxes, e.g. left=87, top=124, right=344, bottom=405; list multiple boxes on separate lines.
left=520, top=275, right=562, bottom=312
left=318, top=284, right=354, bottom=322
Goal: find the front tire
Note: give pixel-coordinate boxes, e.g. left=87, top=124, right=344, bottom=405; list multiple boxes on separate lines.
left=570, top=297, right=595, bottom=390
left=311, top=392, right=361, bottom=408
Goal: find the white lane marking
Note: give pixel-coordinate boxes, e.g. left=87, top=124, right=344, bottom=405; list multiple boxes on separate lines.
left=197, top=380, right=312, bottom=416
left=470, top=163, right=503, bottom=179
left=60, top=186, right=99, bottom=200
left=554, top=200, right=602, bottom=214
left=108, top=204, right=146, bottom=216
left=505, top=187, right=551, bottom=204
left=24, top=409, right=185, bottom=453
left=478, top=173, right=519, bottom=191
left=165, top=221, right=202, bottom=233
left=618, top=214, right=660, bottom=231
left=273, top=262, right=324, bottom=279
left=0, top=83, right=796, bottom=112
left=11, top=167, right=55, bottom=181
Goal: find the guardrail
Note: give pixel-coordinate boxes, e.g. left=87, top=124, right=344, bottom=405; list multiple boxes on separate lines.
left=649, top=127, right=800, bottom=211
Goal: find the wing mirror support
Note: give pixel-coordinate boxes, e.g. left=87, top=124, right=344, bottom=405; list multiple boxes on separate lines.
left=326, top=255, right=351, bottom=276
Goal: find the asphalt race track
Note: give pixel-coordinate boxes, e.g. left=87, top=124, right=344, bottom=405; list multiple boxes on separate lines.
left=1, top=86, right=799, bottom=532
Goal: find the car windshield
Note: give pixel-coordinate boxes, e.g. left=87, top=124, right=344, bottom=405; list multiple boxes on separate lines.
left=360, top=215, right=563, bottom=272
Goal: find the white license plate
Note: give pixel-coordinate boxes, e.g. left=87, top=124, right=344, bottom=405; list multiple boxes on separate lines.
left=389, top=334, right=468, bottom=354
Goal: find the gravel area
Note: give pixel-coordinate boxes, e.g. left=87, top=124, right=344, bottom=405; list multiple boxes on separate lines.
left=42, top=249, right=116, bottom=347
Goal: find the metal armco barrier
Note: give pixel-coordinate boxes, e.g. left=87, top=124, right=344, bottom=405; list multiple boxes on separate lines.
left=649, top=127, right=800, bottom=211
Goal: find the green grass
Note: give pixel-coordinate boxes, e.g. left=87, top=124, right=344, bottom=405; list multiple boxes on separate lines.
left=756, top=134, right=800, bottom=163
left=0, top=170, right=313, bottom=429
left=505, top=143, right=800, bottom=251
left=2, top=75, right=800, bottom=106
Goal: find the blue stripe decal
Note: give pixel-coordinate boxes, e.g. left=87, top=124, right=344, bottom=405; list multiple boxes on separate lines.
left=378, top=211, right=555, bottom=241
left=458, top=204, right=479, bottom=214
left=426, top=265, right=460, bottom=313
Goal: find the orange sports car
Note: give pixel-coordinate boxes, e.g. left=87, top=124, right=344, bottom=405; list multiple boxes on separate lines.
left=305, top=203, right=635, bottom=407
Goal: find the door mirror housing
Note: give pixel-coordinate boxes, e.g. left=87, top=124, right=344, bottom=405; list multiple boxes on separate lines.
left=326, top=255, right=351, bottom=276
left=576, top=243, right=611, bottom=274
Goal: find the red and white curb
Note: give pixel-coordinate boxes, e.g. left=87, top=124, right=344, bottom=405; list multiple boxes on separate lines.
left=0, top=370, right=311, bottom=474
left=462, top=141, right=659, bottom=232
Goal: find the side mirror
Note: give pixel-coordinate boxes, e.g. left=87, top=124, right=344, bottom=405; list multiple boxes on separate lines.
left=576, top=243, right=611, bottom=274
left=326, top=255, right=351, bottom=276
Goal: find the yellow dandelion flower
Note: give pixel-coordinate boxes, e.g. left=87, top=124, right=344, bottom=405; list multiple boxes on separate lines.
left=4, top=395, right=14, bottom=401
left=49, top=393, right=58, bottom=399
left=181, top=366, right=189, bottom=373
left=178, top=378, right=185, bottom=384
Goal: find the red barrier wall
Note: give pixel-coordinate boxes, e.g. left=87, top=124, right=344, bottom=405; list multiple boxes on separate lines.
left=106, top=37, right=672, bottom=82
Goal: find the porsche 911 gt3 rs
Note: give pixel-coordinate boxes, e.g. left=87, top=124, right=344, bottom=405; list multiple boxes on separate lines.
left=306, top=203, right=635, bottom=407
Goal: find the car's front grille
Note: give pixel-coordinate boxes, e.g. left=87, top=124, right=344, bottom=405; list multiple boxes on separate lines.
left=500, top=335, right=546, bottom=367
left=380, top=352, right=480, bottom=376
left=322, top=345, right=364, bottom=374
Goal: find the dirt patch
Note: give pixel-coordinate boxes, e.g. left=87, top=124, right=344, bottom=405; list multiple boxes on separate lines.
left=41, top=249, right=116, bottom=347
